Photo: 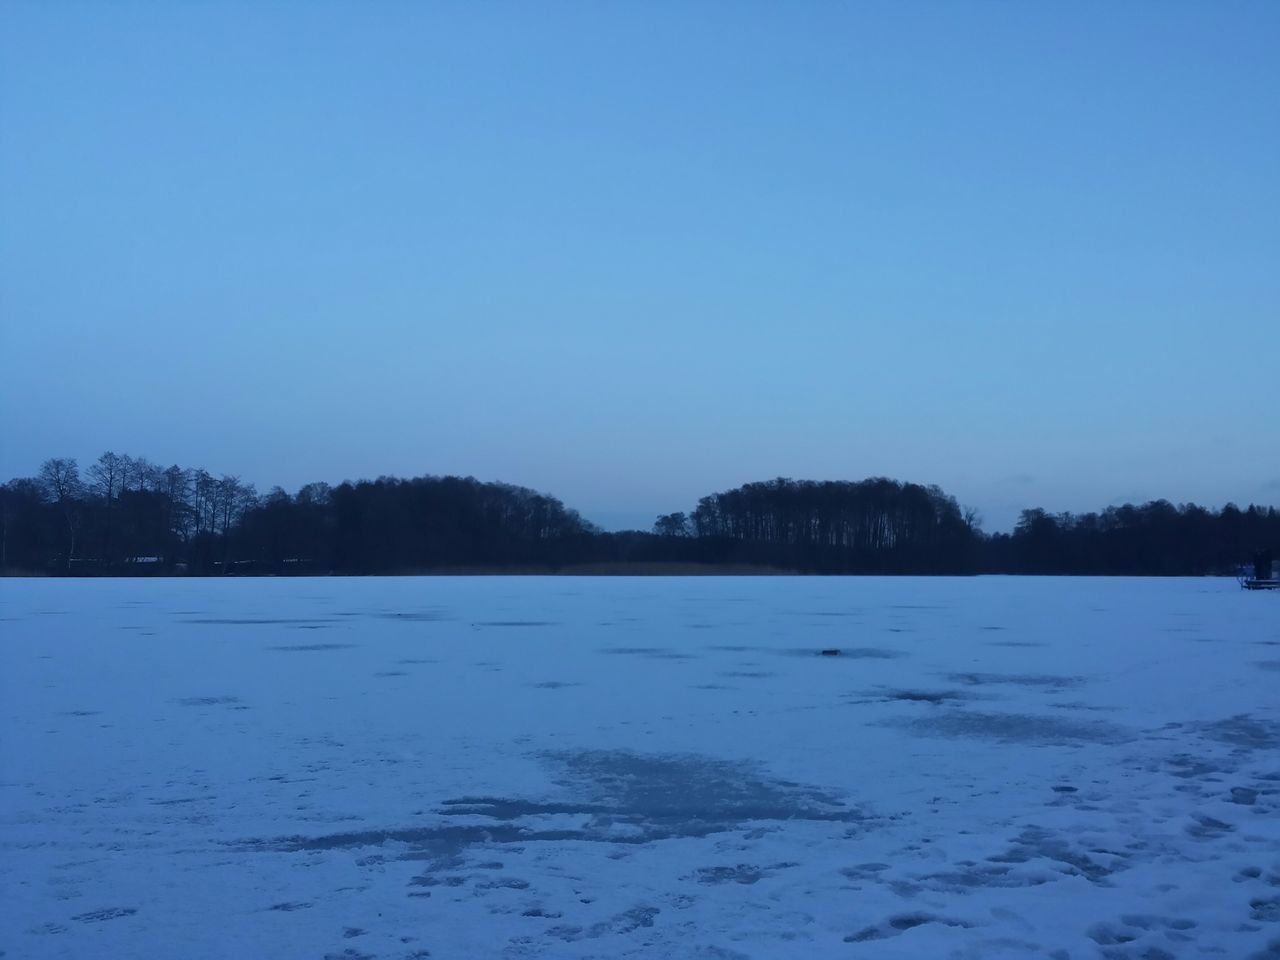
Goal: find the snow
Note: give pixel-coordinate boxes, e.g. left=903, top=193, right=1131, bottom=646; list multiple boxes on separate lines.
left=2, top=575, right=1278, bottom=959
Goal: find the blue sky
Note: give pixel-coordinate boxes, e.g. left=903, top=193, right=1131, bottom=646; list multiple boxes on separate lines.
left=2, top=1, right=1277, bottom=531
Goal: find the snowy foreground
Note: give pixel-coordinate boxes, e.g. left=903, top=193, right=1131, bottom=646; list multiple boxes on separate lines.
left=2, top=577, right=1279, bottom=960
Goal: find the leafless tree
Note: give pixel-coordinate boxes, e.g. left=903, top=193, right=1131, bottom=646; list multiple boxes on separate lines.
left=89, top=452, right=125, bottom=563
left=653, top=512, right=691, bottom=537
left=38, top=458, right=84, bottom=570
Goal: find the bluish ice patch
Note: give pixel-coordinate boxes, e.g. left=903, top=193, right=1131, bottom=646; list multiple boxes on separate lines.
left=885, top=710, right=1130, bottom=745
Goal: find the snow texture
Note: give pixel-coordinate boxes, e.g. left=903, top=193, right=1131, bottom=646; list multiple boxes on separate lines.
left=2, top=576, right=1279, bottom=959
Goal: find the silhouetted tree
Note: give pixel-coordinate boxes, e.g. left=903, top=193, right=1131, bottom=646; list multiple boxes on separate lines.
left=653, top=512, right=691, bottom=537
left=38, top=458, right=84, bottom=571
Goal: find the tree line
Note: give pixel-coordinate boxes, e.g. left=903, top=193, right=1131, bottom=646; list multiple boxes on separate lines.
left=652, top=478, right=981, bottom=573
left=0, top=454, right=598, bottom=575
left=1, top=453, right=1276, bottom=576
left=988, top=502, right=1279, bottom=576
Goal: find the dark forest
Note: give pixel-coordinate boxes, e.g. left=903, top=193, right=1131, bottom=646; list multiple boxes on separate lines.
left=2, top=454, right=1276, bottom=576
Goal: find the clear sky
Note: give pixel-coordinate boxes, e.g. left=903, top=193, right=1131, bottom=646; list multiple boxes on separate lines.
left=2, top=1, right=1277, bottom=532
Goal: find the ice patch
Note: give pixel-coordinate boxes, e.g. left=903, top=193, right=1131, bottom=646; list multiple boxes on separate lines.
left=886, top=709, right=1130, bottom=745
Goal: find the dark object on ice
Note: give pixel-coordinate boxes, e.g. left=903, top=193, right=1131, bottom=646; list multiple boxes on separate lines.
left=820, top=649, right=841, bottom=657
left=1255, top=550, right=1273, bottom=581
left=1241, top=549, right=1279, bottom=590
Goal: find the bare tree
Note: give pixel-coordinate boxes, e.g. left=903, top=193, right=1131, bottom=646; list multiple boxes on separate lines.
left=296, top=481, right=332, bottom=507
left=192, top=469, right=216, bottom=536
left=162, top=465, right=192, bottom=547
left=39, top=458, right=81, bottom=502
left=213, top=476, right=255, bottom=571
left=135, top=457, right=161, bottom=492
left=38, top=458, right=84, bottom=570
left=88, top=452, right=124, bottom=502
left=89, top=452, right=125, bottom=564
left=963, top=506, right=982, bottom=533
left=216, top=475, right=241, bottom=540
left=653, top=512, right=691, bottom=537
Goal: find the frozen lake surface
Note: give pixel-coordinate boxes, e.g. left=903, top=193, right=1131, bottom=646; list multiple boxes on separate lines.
left=2, top=576, right=1279, bottom=959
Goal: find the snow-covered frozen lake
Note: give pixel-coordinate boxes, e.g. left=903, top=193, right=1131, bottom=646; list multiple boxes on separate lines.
left=2, top=576, right=1278, bottom=959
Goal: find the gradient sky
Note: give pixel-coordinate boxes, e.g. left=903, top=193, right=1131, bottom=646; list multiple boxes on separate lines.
left=2, top=1, right=1277, bottom=531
